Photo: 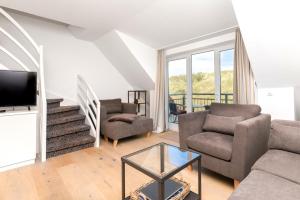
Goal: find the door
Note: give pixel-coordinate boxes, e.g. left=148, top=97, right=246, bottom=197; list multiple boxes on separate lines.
left=191, top=51, right=216, bottom=112
left=167, top=58, right=187, bottom=125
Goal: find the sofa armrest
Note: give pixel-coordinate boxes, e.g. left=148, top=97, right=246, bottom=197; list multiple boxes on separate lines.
left=232, top=114, right=271, bottom=181
left=122, top=103, right=137, bottom=114
left=178, top=111, right=209, bottom=149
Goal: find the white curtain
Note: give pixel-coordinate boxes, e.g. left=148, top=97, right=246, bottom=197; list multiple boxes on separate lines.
left=153, top=50, right=166, bottom=132
left=234, top=28, right=257, bottom=104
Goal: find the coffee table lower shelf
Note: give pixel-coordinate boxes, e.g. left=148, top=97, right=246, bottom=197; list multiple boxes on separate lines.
left=124, top=191, right=199, bottom=200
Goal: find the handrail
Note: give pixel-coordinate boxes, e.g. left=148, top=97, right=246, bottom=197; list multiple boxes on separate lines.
left=0, top=27, right=39, bottom=67
left=77, top=75, right=100, bottom=148
left=0, top=8, right=47, bottom=162
left=0, top=46, right=30, bottom=71
left=0, top=7, right=40, bottom=53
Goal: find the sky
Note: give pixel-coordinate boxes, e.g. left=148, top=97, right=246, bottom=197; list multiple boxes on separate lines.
left=168, top=49, right=234, bottom=77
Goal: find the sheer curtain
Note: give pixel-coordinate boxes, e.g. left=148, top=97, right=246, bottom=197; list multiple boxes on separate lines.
left=234, top=28, right=257, bottom=104
left=153, top=50, right=166, bottom=132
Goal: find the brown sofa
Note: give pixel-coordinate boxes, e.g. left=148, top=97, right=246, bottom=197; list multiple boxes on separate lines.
left=229, top=120, right=300, bottom=200
left=178, top=103, right=271, bottom=186
left=100, top=99, right=153, bottom=147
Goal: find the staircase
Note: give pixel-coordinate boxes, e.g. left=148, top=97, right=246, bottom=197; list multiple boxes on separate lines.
left=46, top=98, right=96, bottom=158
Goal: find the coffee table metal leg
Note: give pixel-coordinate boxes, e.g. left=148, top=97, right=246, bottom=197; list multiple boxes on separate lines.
left=158, top=181, right=164, bottom=200
left=198, top=159, right=201, bottom=200
left=122, top=161, right=125, bottom=199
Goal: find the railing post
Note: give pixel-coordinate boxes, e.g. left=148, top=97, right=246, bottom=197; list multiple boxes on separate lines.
left=39, top=45, right=46, bottom=162
left=225, top=94, right=228, bottom=104
left=95, top=102, right=100, bottom=147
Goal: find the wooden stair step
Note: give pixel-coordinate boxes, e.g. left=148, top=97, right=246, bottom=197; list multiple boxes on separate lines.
left=46, top=98, right=64, bottom=104
left=47, top=98, right=64, bottom=109
left=47, top=114, right=85, bottom=126
left=47, top=105, right=80, bottom=120
left=46, top=134, right=95, bottom=153
left=47, top=124, right=90, bottom=139
left=47, top=105, right=80, bottom=114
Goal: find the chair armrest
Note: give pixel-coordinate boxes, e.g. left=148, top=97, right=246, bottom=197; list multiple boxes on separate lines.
left=100, top=106, right=108, bottom=121
left=122, top=103, right=137, bottom=114
left=232, top=114, right=271, bottom=180
left=178, top=111, right=209, bottom=149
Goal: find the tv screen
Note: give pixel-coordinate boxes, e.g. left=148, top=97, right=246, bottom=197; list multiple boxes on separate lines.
left=0, top=70, right=37, bottom=107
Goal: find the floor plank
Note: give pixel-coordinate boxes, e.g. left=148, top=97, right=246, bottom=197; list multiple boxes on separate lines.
left=0, top=132, right=233, bottom=200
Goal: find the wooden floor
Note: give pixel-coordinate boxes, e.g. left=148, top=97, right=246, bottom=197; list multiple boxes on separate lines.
left=0, top=132, right=233, bottom=200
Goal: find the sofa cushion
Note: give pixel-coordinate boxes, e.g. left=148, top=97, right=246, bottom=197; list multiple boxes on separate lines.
left=269, top=122, right=300, bottom=154
left=186, top=132, right=233, bottom=161
left=229, top=170, right=300, bottom=200
left=252, top=150, right=300, bottom=185
left=210, top=103, right=261, bottom=119
left=102, top=117, right=153, bottom=140
left=272, top=119, right=300, bottom=128
left=203, top=114, right=245, bottom=135
left=100, top=98, right=122, bottom=114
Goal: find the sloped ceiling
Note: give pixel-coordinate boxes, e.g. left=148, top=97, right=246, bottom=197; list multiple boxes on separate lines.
left=0, top=0, right=157, bottom=40
left=232, top=0, right=300, bottom=88
left=94, top=31, right=155, bottom=90
left=119, top=0, right=237, bottom=49
left=0, top=0, right=237, bottom=49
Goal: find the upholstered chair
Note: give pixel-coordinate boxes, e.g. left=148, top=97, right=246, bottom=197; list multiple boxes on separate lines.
left=179, top=103, right=271, bottom=187
left=100, top=98, right=153, bottom=147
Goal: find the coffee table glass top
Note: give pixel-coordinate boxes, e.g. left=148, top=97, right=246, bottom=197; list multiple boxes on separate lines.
left=122, top=143, right=200, bottom=178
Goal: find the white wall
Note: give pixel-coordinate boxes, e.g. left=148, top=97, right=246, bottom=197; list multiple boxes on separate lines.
left=94, top=30, right=154, bottom=90
left=9, top=12, right=132, bottom=102
left=117, top=31, right=157, bottom=81
left=116, top=31, right=157, bottom=117
left=232, top=0, right=300, bottom=88
left=0, top=63, right=8, bottom=70
left=258, top=87, right=295, bottom=120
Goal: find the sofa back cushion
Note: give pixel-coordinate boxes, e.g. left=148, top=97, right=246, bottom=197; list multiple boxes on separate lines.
left=269, top=120, right=300, bottom=154
left=210, top=103, right=261, bottom=119
left=100, top=98, right=122, bottom=114
left=203, top=114, right=245, bottom=135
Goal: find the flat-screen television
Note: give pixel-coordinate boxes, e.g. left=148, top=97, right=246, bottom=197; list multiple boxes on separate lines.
left=0, top=70, right=37, bottom=107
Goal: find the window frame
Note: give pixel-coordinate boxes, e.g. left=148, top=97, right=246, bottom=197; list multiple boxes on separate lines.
left=165, top=41, right=234, bottom=127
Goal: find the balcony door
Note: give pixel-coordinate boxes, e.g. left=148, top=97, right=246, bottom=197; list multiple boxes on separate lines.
left=192, top=51, right=216, bottom=112
left=167, top=58, right=187, bottom=124
left=166, top=44, right=234, bottom=128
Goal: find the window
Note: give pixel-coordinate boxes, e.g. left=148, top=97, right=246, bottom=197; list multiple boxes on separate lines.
left=168, top=58, right=187, bottom=123
left=220, top=49, right=234, bottom=104
left=192, top=51, right=215, bottom=112
left=167, top=45, right=234, bottom=124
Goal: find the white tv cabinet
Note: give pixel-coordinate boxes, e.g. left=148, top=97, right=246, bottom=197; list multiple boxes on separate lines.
left=0, top=110, right=37, bottom=172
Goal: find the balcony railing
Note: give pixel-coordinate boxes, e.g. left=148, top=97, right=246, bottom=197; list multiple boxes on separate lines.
left=169, top=93, right=233, bottom=112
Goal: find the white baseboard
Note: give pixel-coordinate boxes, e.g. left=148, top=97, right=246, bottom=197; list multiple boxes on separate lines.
left=0, top=159, right=35, bottom=172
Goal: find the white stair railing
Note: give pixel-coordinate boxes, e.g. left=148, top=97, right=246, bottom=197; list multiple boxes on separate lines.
left=0, top=8, right=47, bottom=162
left=77, top=75, right=100, bottom=147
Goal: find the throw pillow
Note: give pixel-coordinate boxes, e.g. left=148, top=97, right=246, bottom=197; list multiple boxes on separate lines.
left=203, top=114, right=245, bottom=135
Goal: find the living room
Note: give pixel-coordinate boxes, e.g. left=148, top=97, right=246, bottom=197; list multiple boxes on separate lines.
left=0, top=0, right=299, bottom=200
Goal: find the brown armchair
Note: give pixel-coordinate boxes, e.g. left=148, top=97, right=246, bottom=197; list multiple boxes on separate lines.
left=100, top=99, right=153, bottom=147
left=179, top=103, right=271, bottom=186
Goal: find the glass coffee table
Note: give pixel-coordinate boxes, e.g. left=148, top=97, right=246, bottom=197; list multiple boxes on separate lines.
left=121, top=143, right=201, bottom=200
